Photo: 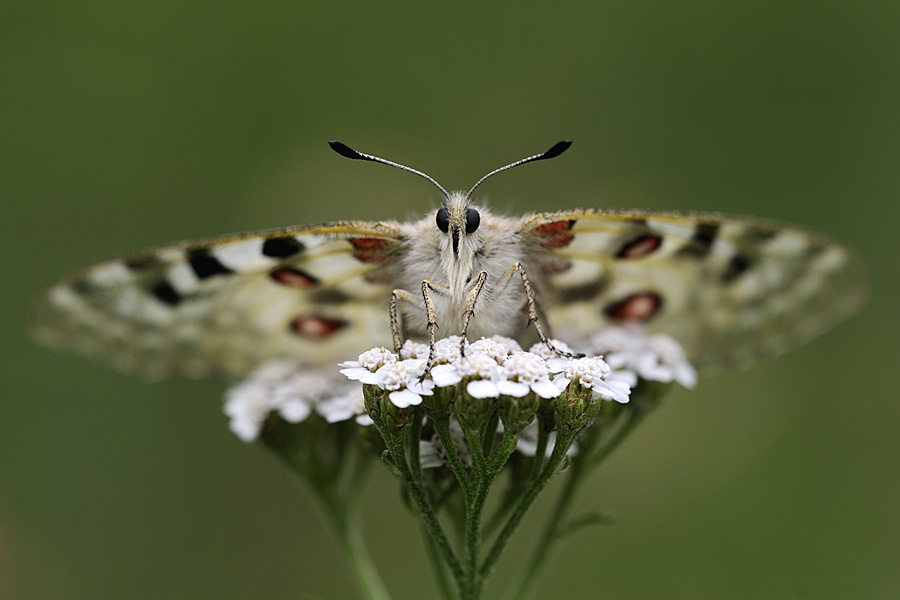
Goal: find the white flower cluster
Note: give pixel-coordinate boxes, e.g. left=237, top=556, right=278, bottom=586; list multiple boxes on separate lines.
left=224, top=360, right=367, bottom=442
left=339, top=345, right=435, bottom=408
left=554, top=356, right=632, bottom=403
left=342, top=336, right=633, bottom=408
left=588, top=326, right=697, bottom=389
left=223, top=328, right=698, bottom=443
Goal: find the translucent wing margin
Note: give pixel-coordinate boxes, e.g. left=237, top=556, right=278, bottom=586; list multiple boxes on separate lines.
left=524, top=209, right=867, bottom=372
left=30, top=222, right=405, bottom=379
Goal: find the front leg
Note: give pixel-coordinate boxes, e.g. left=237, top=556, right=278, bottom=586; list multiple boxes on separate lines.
left=392, top=282, right=451, bottom=379
left=390, top=288, right=424, bottom=353
left=420, top=279, right=449, bottom=379
left=493, top=262, right=582, bottom=359
left=458, top=270, right=489, bottom=355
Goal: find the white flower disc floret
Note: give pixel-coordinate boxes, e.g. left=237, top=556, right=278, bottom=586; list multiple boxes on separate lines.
left=498, top=352, right=561, bottom=399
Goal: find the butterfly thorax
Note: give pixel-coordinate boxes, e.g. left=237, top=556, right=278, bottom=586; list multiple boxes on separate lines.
left=397, top=196, right=530, bottom=340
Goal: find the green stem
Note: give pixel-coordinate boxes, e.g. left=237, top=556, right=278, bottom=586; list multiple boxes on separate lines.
left=461, top=423, right=487, bottom=600
left=480, top=427, right=578, bottom=580
left=423, top=526, right=459, bottom=600
left=433, top=414, right=473, bottom=497
left=382, top=426, right=465, bottom=587
left=331, top=505, right=394, bottom=600
left=508, top=409, right=647, bottom=600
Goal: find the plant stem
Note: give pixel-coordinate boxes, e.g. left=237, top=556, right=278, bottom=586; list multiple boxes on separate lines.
left=479, top=428, right=577, bottom=581
left=508, top=409, right=647, bottom=600
left=331, top=505, right=394, bottom=600
left=382, top=426, right=465, bottom=587
left=423, top=526, right=459, bottom=600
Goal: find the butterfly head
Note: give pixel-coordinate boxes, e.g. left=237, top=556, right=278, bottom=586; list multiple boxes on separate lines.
left=329, top=138, right=571, bottom=265
left=436, top=192, right=480, bottom=256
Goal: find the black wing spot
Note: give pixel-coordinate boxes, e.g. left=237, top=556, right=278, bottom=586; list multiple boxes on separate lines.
left=722, top=255, right=752, bottom=282
left=151, top=281, right=183, bottom=305
left=262, top=236, right=304, bottom=258
left=187, top=249, right=234, bottom=279
left=679, top=223, right=719, bottom=258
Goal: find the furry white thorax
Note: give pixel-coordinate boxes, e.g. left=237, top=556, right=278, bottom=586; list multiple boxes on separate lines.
left=397, top=192, right=529, bottom=340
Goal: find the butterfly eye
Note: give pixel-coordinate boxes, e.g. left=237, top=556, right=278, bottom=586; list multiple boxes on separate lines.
left=436, top=207, right=450, bottom=233
left=465, top=208, right=480, bottom=234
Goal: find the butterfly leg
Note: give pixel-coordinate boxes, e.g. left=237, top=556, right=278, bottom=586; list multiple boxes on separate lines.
left=419, top=279, right=448, bottom=379
left=390, top=289, right=424, bottom=353
left=495, top=262, right=583, bottom=359
left=458, top=270, right=489, bottom=355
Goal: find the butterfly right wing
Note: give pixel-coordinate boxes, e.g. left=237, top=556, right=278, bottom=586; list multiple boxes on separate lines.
left=30, top=222, right=405, bottom=379
left=524, top=209, right=867, bottom=372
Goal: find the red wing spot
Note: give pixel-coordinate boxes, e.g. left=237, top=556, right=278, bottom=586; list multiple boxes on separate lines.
left=616, top=235, right=662, bottom=259
left=349, top=238, right=391, bottom=263
left=270, top=267, right=319, bottom=287
left=289, top=315, right=348, bottom=339
left=535, top=220, right=576, bottom=249
left=604, top=292, right=663, bottom=323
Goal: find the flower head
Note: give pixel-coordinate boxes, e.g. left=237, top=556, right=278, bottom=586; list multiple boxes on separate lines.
left=339, top=347, right=397, bottom=384
left=554, top=356, right=631, bottom=404
left=374, top=359, right=435, bottom=408
left=224, top=360, right=366, bottom=442
left=497, top=352, right=562, bottom=399
left=589, top=326, right=697, bottom=389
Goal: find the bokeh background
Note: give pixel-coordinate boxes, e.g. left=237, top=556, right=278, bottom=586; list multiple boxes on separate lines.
left=2, top=2, right=898, bottom=599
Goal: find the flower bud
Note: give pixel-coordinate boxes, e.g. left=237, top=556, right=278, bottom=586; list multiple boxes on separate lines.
left=499, top=391, right=539, bottom=434
left=554, top=384, right=601, bottom=433
left=363, top=384, right=412, bottom=430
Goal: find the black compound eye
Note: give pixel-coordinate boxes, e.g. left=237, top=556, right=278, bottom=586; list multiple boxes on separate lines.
left=465, top=208, right=480, bottom=234
left=436, top=207, right=450, bottom=233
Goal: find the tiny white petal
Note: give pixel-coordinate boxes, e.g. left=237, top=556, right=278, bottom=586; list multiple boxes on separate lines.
left=278, top=399, right=312, bottom=423
left=340, top=366, right=370, bottom=381
left=466, top=379, right=500, bottom=398
left=388, top=389, right=423, bottom=408
left=675, top=364, right=698, bottom=389
left=605, top=380, right=632, bottom=403
left=532, top=379, right=563, bottom=399
left=431, top=364, right=463, bottom=386
left=407, top=378, right=435, bottom=396
left=497, top=380, right=530, bottom=397
left=229, top=418, right=261, bottom=443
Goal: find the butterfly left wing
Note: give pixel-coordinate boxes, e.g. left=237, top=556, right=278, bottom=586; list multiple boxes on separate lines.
left=524, top=209, right=867, bottom=372
left=30, top=222, right=404, bottom=379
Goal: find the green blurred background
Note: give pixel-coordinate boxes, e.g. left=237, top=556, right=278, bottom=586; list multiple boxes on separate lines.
left=2, top=1, right=898, bottom=598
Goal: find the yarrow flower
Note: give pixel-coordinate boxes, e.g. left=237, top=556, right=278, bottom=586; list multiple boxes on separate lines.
left=425, top=338, right=566, bottom=400
left=373, top=359, right=435, bottom=408
left=527, top=339, right=576, bottom=372
left=497, top=352, right=563, bottom=399
left=588, top=326, right=697, bottom=389
left=224, top=360, right=366, bottom=442
left=338, top=347, right=397, bottom=383
left=340, top=347, right=434, bottom=409
left=554, top=356, right=632, bottom=403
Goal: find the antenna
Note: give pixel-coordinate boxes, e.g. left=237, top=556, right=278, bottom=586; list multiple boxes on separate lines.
left=464, top=140, right=572, bottom=202
left=329, top=141, right=451, bottom=202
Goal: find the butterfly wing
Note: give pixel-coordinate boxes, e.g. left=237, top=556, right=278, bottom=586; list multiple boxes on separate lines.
left=525, top=209, right=867, bottom=372
left=30, top=222, right=404, bottom=379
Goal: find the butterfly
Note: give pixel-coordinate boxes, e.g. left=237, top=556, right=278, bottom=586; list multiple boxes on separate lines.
left=30, top=141, right=867, bottom=380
